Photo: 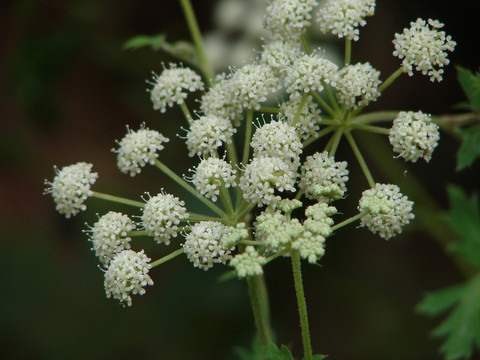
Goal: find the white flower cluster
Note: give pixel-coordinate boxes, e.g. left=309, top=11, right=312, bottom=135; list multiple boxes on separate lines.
left=183, top=221, right=234, bottom=270
left=264, top=0, right=318, bottom=41
left=186, top=115, right=236, bottom=157
left=251, top=120, right=303, bottom=167
left=279, top=95, right=321, bottom=141
left=190, top=157, right=237, bottom=202
left=240, top=156, right=297, bottom=206
left=141, top=192, right=189, bottom=245
left=285, top=54, right=338, bottom=98
left=317, top=0, right=376, bottom=41
left=86, top=211, right=135, bottom=266
left=299, top=152, right=349, bottom=202
left=113, top=125, right=169, bottom=176
left=104, top=249, right=153, bottom=307
left=336, top=62, right=381, bottom=109
left=255, top=211, right=303, bottom=249
left=358, top=183, right=414, bottom=240
left=260, top=40, right=302, bottom=77
left=393, top=18, right=456, bottom=82
left=44, top=162, right=98, bottom=218
left=230, top=246, right=266, bottom=278
left=389, top=111, right=440, bottom=163
left=150, top=64, right=204, bottom=112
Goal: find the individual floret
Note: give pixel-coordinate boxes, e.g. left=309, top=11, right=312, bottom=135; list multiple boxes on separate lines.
left=230, top=246, right=267, bottom=278
left=85, top=211, right=135, bottom=266
left=358, top=183, right=414, bottom=240
left=113, top=125, right=169, bottom=176
left=264, top=0, right=318, bottom=41
left=250, top=120, right=303, bottom=168
left=317, top=0, right=375, bottom=41
left=335, top=62, right=381, bottom=109
left=279, top=95, right=321, bottom=141
left=389, top=111, right=440, bottom=162
left=239, top=156, right=297, bottom=206
left=141, top=192, right=189, bottom=245
left=186, top=115, right=236, bottom=157
left=183, top=221, right=234, bottom=270
left=149, top=64, right=204, bottom=112
left=299, top=152, right=349, bottom=202
left=189, top=157, right=237, bottom=202
left=44, top=162, right=98, bottom=218
left=285, top=54, right=339, bottom=98
left=104, top=249, right=153, bottom=307
left=393, top=18, right=456, bottom=82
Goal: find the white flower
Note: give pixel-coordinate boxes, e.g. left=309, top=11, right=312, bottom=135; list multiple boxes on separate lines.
left=358, top=183, right=414, bottom=240
left=230, top=246, right=266, bottom=278
left=264, top=0, right=318, bottom=41
left=292, top=233, right=326, bottom=264
left=104, top=249, right=153, bottom=307
left=44, top=162, right=98, bottom=218
left=393, top=18, right=456, bottom=82
left=220, top=223, right=249, bottom=249
left=112, top=125, right=169, bottom=176
left=86, top=211, right=135, bottom=266
left=189, top=157, right=237, bottom=202
left=251, top=120, right=303, bottom=167
left=186, top=115, right=236, bottom=157
left=389, top=111, right=440, bottom=163
left=149, top=64, right=204, bottom=112
left=317, top=0, right=375, bottom=41
left=141, top=192, right=189, bottom=245
left=255, top=211, right=303, bottom=249
left=239, top=156, right=297, bottom=206
left=260, top=40, right=302, bottom=76
left=299, top=152, right=349, bottom=202
left=336, top=62, right=381, bottom=109
left=200, top=74, right=238, bottom=122
left=279, top=95, right=321, bottom=141
left=183, top=221, right=234, bottom=270
left=285, top=54, right=339, bottom=98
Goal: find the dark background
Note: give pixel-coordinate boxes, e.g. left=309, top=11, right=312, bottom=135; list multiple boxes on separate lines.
left=1, top=0, right=479, bottom=359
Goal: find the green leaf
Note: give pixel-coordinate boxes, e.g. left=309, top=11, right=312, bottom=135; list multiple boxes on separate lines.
left=456, top=66, right=480, bottom=113
left=263, top=343, right=294, bottom=360
left=234, top=336, right=262, bottom=360
left=418, top=274, right=480, bottom=360
left=456, top=126, right=480, bottom=171
left=309, top=355, right=329, bottom=360
left=445, top=185, right=480, bottom=266
left=123, top=33, right=167, bottom=51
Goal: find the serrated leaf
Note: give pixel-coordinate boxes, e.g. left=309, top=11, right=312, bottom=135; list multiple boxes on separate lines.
left=445, top=185, right=480, bottom=266
left=417, top=282, right=466, bottom=316
left=457, top=66, right=480, bottom=113
left=263, top=343, right=294, bottom=360
left=456, top=126, right=480, bottom=171
left=162, top=40, right=199, bottom=66
left=123, top=33, right=166, bottom=51
left=309, top=354, right=329, bottom=360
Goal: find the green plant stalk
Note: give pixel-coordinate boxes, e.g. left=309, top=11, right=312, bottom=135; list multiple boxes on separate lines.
left=154, top=159, right=227, bottom=218
left=179, top=0, right=214, bottom=85
left=350, top=123, right=390, bottom=135
left=329, top=127, right=344, bottom=156
left=352, top=110, right=400, bottom=124
left=291, top=250, right=313, bottom=360
left=247, top=274, right=273, bottom=351
left=303, top=126, right=336, bottom=147
left=331, top=213, right=365, bottom=231
left=179, top=102, right=193, bottom=126
left=292, top=92, right=308, bottom=127
left=345, top=38, right=351, bottom=65
left=378, top=67, right=403, bottom=93
left=151, top=248, right=185, bottom=268
left=242, top=109, right=254, bottom=165
left=219, top=185, right=234, bottom=218
left=344, top=131, right=375, bottom=188
left=260, top=106, right=280, bottom=113
left=310, top=90, right=336, bottom=118
left=322, top=81, right=341, bottom=113
left=92, top=191, right=145, bottom=208
left=300, top=34, right=312, bottom=55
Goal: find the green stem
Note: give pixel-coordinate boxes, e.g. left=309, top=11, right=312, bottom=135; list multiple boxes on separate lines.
left=92, top=191, right=144, bottom=208
left=310, top=90, right=336, bottom=118
left=259, top=106, right=280, bottom=114
left=188, top=212, right=225, bottom=222
left=127, top=230, right=149, bottom=237
left=154, top=159, right=227, bottom=218
left=329, top=128, right=343, bottom=156
left=219, top=185, right=234, bottom=218
left=291, top=250, right=313, bottom=360
left=151, top=248, right=184, bottom=268
left=179, top=0, right=214, bottom=85
left=378, top=67, right=404, bottom=93
left=351, top=111, right=400, bottom=124
left=300, top=34, right=312, bottom=55
left=345, top=38, right=351, bottom=65
left=238, top=240, right=262, bottom=246
left=331, top=213, right=365, bottom=231
left=323, top=81, right=341, bottom=113
left=292, top=92, right=308, bottom=127
left=350, top=123, right=390, bottom=135
left=242, top=109, right=254, bottom=165
left=344, top=131, right=375, bottom=188
left=247, top=275, right=272, bottom=351
left=303, top=126, right=336, bottom=147
left=179, top=102, right=193, bottom=126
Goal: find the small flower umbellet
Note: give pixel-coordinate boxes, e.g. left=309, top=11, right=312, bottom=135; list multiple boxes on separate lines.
left=44, top=162, right=98, bottom=218
left=45, top=0, right=462, bottom=357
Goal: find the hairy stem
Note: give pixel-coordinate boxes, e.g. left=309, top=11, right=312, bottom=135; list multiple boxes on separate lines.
left=247, top=274, right=272, bottom=351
